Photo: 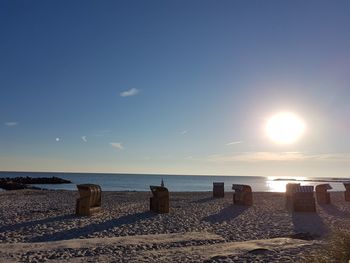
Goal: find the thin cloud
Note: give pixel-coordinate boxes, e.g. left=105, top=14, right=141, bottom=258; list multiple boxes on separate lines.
left=55, top=137, right=60, bottom=142
left=226, top=141, right=243, bottom=146
left=206, top=152, right=350, bottom=163
left=94, top=130, right=111, bottom=137
left=81, top=136, right=87, bottom=142
left=110, top=142, right=124, bottom=150
left=4, top=122, right=18, bottom=127
left=181, top=130, right=188, bottom=135
left=120, top=88, right=139, bottom=97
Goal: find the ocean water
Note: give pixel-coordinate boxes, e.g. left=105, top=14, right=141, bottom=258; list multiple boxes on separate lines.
left=0, top=172, right=349, bottom=192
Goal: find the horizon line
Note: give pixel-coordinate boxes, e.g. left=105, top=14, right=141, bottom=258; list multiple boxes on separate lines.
left=0, top=170, right=266, bottom=177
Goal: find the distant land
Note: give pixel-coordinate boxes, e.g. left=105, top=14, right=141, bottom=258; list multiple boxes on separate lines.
left=274, top=178, right=350, bottom=183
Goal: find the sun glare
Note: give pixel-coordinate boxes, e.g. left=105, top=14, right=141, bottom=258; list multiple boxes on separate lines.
left=265, top=112, right=305, bottom=144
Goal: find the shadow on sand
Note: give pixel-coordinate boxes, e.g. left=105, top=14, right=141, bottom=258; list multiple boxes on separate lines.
left=202, top=205, right=248, bottom=224
left=319, top=204, right=350, bottom=218
left=292, top=211, right=328, bottom=238
left=29, top=211, right=156, bottom=242
left=192, top=197, right=215, bottom=204
left=0, top=214, right=76, bottom=233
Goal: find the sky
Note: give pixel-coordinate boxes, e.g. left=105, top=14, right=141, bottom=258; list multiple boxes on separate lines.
left=1, top=0, right=350, bottom=177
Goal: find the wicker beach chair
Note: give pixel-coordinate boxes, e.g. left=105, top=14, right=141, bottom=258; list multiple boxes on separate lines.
left=315, top=184, right=332, bottom=205
left=232, top=184, right=252, bottom=206
left=344, top=183, right=350, bottom=201
left=213, top=182, right=224, bottom=198
left=150, top=186, right=169, bottom=213
left=292, top=185, right=316, bottom=212
left=76, top=184, right=102, bottom=216
left=285, top=183, right=300, bottom=207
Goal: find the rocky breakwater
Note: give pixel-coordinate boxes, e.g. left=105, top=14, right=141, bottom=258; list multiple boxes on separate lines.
left=0, top=176, right=72, bottom=190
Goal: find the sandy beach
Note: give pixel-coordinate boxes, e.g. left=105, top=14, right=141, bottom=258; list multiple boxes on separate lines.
left=1, top=190, right=350, bottom=262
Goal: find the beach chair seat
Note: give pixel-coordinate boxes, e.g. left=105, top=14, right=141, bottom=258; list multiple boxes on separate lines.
left=344, top=183, right=350, bottom=202
left=315, top=184, right=332, bottom=204
left=232, top=184, right=252, bottom=206
left=292, top=185, right=316, bottom=212
left=213, top=182, right=224, bottom=198
left=150, top=186, right=169, bottom=213
left=76, top=184, right=102, bottom=216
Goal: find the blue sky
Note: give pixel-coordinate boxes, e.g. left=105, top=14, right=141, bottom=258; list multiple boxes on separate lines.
left=1, top=0, right=350, bottom=177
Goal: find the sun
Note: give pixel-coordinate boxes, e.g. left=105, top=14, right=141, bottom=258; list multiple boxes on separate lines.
left=265, top=112, right=305, bottom=144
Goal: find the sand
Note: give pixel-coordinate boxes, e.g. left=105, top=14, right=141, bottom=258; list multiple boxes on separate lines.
left=1, top=190, right=350, bottom=262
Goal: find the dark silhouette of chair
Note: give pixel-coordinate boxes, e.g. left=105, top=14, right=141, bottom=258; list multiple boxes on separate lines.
left=76, top=184, right=102, bottom=216
left=285, top=183, right=300, bottom=207
left=150, top=186, right=169, bottom=213
left=344, top=183, right=350, bottom=201
left=213, top=182, right=224, bottom=198
left=292, top=185, right=316, bottom=212
left=315, top=184, right=332, bottom=205
left=232, top=184, right=252, bottom=206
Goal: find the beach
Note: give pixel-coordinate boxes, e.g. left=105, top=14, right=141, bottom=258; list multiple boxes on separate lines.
left=1, top=190, right=349, bottom=262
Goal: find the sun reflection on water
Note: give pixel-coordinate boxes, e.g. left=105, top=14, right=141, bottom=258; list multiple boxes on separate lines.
left=266, top=177, right=312, bottom=192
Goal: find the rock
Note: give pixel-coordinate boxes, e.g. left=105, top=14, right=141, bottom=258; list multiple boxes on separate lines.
left=0, top=176, right=71, bottom=190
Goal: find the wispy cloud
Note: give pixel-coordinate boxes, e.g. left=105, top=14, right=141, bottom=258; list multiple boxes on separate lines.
left=4, top=122, right=18, bottom=127
left=206, top=152, right=350, bottom=163
left=226, top=141, right=243, bottom=146
left=120, top=88, right=139, bottom=97
left=94, top=130, right=111, bottom=137
left=110, top=142, right=124, bottom=150
left=81, top=136, right=87, bottom=142
left=310, top=153, right=350, bottom=162
left=180, top=130, right=188, bottom=135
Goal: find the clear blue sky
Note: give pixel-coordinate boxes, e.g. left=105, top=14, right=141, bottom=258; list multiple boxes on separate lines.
left=1, top=0, right=350, bottom=177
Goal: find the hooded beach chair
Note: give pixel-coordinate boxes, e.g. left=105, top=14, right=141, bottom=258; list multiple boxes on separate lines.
left=344, top=183, right=350, bottom=201
left=285, top=183, right=301, bottom=207
left=76, top=184, right=102, bottom=216
left=150, top=186, right=169, bottom=213
left=232, top=184, right=252, bottom=206
left=315, top=184, right=332, bottom=204
left=213, top=182, right=224, bottom=198
left=292, top=185, right=316, bottom=212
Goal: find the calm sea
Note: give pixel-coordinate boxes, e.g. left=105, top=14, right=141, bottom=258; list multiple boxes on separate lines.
left=0, top=172, right=348, bottom=192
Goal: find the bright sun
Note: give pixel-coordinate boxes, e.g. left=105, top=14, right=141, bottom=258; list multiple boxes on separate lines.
left=265, top=112, right=305, bottom=144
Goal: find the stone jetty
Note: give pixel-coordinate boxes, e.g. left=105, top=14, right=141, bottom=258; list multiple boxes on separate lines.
left=0, top=176, right=71, bottom=190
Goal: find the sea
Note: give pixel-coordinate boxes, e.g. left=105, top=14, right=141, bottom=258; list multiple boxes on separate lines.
left=1, top=171, right=349, bottom=192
